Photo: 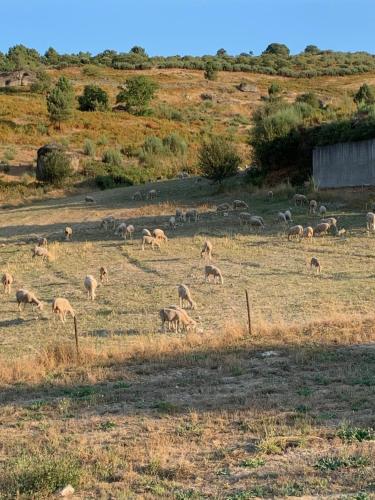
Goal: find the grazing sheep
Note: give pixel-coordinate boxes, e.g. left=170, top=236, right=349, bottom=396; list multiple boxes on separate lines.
left=277, top=212, right=287, bottom=224
left=16, top=289, right=43, bottom=311
left=85, top=196, right=95, bottom=203
left=153, top=228, right=168, bottom=243
left=52, top=297, right=75, bottom=323
left=310, top=257, right=321, bottom=274
left=37, top=237, right=48, bottom=247
left=233, top=199, right=248, bottom=210
left=64, top=226, right=73, bottom=241
left=250, top=215, right=265, bottom=230
left=115, top=222, right=127, bottom=238
left=142, top=235, right=161, bottom=251
left=133, top=191, right=142, bottom=201
left=178, top=284, right=196, bottom=309
left=293, top=194, right=308, bottom=206
left=239, top=212, right=252, bottom=226
left=309, top=200, right=317, bottom=215
left=314, top=222, right=330, bottom=237
left=319, top=205, right=327, bottom=216
left=303, top=226, right=314, bottom=240
left=169, top=216, right=177, bottom=229
left=268, top=190, right=274, bottom=200
left=216, top=202, right=231, bottom=214
left=159, top=307, right=196, bottom=333
left=159, top=307, right=178, bottom=332
left=321, top=217, right=337, bottom=227
left=99, top=266, right=108, bottom=283
left=124, top=224, right=135, bottom=239
left=84, top=275, right=98, bottom=300
left=2, top=272, right=13, bottom=294
left=148, top=189, right=157, bottom=200
left=287, top=225, right=303, bottom=241
left=142, top=228, right=152, bottom=237
left=338, top=228, right=346, bottom=237
left=200, top=240, right=213, bottom=260
left=175, top=209, right=186, bottom=223
left=100, top=215, right=116, bottom=231
left=31, top=246, right=50, bottom=261
left=284, top=209, right=292, bottom=222
left=205, top=265, right=223, bottom=284
left=186, top=208, right=198, bottom=222
left=366, top=212, right=375, bottom=232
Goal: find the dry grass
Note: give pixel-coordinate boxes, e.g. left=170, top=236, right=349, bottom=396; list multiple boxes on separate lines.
left=0, top=179, right=374, bottom=498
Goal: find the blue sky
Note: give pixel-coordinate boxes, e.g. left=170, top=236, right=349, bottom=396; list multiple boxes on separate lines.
left=1, top=0, right=375, bottom=56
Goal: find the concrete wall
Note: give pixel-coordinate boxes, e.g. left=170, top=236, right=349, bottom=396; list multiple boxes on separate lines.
left=313, top=138, right=375, bottom=188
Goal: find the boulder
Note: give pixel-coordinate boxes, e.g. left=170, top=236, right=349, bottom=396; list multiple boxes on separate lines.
left=237, top=82, right=258, bottom=93
left=36, top=144, right=80, bottom=181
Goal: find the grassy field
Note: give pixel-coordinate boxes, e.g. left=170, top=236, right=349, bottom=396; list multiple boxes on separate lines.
left=0, top=178, right=374, bottom=498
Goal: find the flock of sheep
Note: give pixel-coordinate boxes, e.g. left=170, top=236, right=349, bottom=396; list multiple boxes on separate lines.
left=2, top=188, right=374, bottom=336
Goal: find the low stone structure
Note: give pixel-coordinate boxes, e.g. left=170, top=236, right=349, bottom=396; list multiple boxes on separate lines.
left=36, top=143, right=80, bottom=181
left=0, top=70, right=35, bottom=88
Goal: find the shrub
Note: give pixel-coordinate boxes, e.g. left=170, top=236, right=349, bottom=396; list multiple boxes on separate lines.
left=296, top=92, right=321, bottom=108
left=262, top=43, right=290, bottom=57
left=3, top=147, right=16, bottom=162
left=116, top=75, right=158, bottom=115
left=163, top=133, right=187, bottom=155
left=102, top=148, right=123, bottom=166
left=81, top=65, right=100, bottom=77
left=142, top=136, right=165, bottom=155
left=30, top=69, right=52, bottom=94
left=46, top=76, right=75, bottom=129
left=354, top=83, right=375, bottom=106
left=199, top=135, right=241, bottom=182
left=83, top=139, right=96, bottom=156
left=204, top=61, right=218, bottom=81
left=268, top=82, right=282, bottom=97
left=78, top=85, right=109, bottom=111
left=42, top=150, right=72, bottom=186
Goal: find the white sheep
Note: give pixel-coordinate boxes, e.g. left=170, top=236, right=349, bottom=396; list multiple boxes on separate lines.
left=249, top=215, right=265, bottom=230
left=321, top=217, right=337, bottom=227
left=64, top=226, right=73, bottom=241
left=205, top=265, right=223, bottom=284
left=200, top=240, right=213, bottom=260
left=287, top=225, right=303, bottom=241
left=31, top=246, right=50, bottom=261
left=142, top=228, right=152, bottom=237
left=52, top=297, right=75, bottom=323
left=2, top=272, right=13, bottom=294
left=153, top=228, right=168, bottom=243
left=277, top=212, right=287, bottom=224
left=16, top=289, right=43, bottom=311
left=159, top=306, right=196, bottom=333
left=124, top=224, right=135, bottom=240
left=148, top=189, right=157, bottom=200
left=319, top=205, right=327, bottom=216
left=233, top=200, right=248, bottom=210
left=115, top=222, right=127, bottom=238
left=99, top=266, right=108, bottom=283
left=366, top=212, right=375, bottom=232
left=186, top=208, right=199, bottom=222
left=169, top=216, right=177, bottom=229
left=239, top=212, right=252, bottom=226
left=142, top=235, right=161, bottom=251
left=284, top=209, right=292, bottom=222
left=178, top=284, right=196, bottom=309
left=293, top=194, right=308, bottom=206
left=100, top=215, right=116, bottom=231
left=310, top=257, right=321, bottom=274
left=216, top=202, right=231, bottom=214
left=313, top=222, right=330, bottom=236
left=133, top=191, right=142, bottom=201
left=175, top=209, right=186, bottom=223
left=84, top=275, right=98, bottom=300
left=37, top=237, right=48, bottom=247
left=303, top=226, right=314, bottom=240
left=309, top=200, right=317, bottom=215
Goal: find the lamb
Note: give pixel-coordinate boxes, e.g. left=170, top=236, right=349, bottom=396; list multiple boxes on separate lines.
left=115, top=222, right=127, bottom=238
left=366, top=212, right=375, bottom=232
left=200, top=240, right=213, bottom=260
left=147, top=189, right=157, bottom=200
left=309, top=199, right=317, bottom=215
left=310, top=257, right=321, bottom=274
left=319, top=205, right=327, bottom=216
left=64, top=226, right=73, bottom=241
left=142, top=228, right=152, bottom=237
left=142, top=235, right=161, bottom=251
left=84, top=275, right=98, bottom=300
left=205, top=265, right=223, bottom=284
left=169, top=216, right=177, bottom=229
left=233, top=200, right=249, bottom=210
left=52, top=297, right=75, bottom=323
left=37, top=237, right=48, bottom=247
left=293, top=194, right=308, bottom=206
left=186, top=208, right=199, bottom=222
left=216, top=202, right=231, bottom=214
left=124, top=224, right=135, bottom=239
left=313, top=222, right=330, bottom=236
left=153, top=228, right=168, bottom=243
left=85, top=196, right=95, bottom=203
left=287, top=225, right=303, bottom=241
left=2, top=272, right=13, bottom=294
left=31, top=246, right=50, bottom=261
left=16, top=289, right=43, bottom=311
left=303, top=226, right=314, bottom=240
left=178, top=284, right=196, bottom=309
left=133, top=191, right=142, bottom=201
left=100, top=215, right=116, bottom=231
left=99, top=266, right=108, bottom=283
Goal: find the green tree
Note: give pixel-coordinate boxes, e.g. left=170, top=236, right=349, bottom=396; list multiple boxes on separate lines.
left=30, top=69, right=52, bottom=94
left=354, top=84, right=375, bottom=106
left=204, top=61, right=218, bottom=81
left=44, top=47, right=60, bottom=65
left=262, top=43, right=290, bottom=57
left=7, top=44, right=41, bottom=70
left=130, top=46, right=147, bottom=56
left=78, top=85, right=109, bottom=111
left=216, top=48, right=227, bottom=57
left=304, top=45, right=320, bottom=54
left=268, top=82, right=282, bottom=97
left=43, top=150, right=72, bottom=185
left=116, top=76, right=158, bottom=115
left=46, top=76, right=75, bottom=129
left=199, top=136, right=241, bottom=183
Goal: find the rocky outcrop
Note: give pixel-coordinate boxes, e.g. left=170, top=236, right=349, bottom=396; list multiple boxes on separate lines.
left=0, top=70, right=35, bottom=88
left=36, top=143, right=80, bottom=181
left=237, top=82, right=258, bottom=93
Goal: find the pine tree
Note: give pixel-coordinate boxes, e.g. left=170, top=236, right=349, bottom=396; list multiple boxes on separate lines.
left=46, top=76, right=75, bottom=129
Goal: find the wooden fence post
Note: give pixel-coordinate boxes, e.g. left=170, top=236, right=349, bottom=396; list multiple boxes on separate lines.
left=245, top=289, right=252, bottom=336
left=73, top=316, right=80, bottom=359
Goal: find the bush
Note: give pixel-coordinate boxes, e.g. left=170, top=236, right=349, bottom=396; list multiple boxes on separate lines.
left=354, top=83, right=375, bottom=106
left=102, top=149, right=123, bottom=166
left=81, top=65, right=101, bottom=77
left=204, top=62, right=218, bottom=81
left=78, top=85, right=109, bottom=111
left=163, top=133, right=187, bottom=155
left=116, top=75, right=158, bottom=115
left=262, top=43, right=290, bottom=57
left=142, top=136, right=165, bottom=155
left=30, top=69, right=52, bottom=94
left=83, top=139, right=96, bottom=156
left=296, top=92, right=321, bottom=108
left=199, top=135, right=241, bottom=182
left=42, top=150, right=72, bottom=186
